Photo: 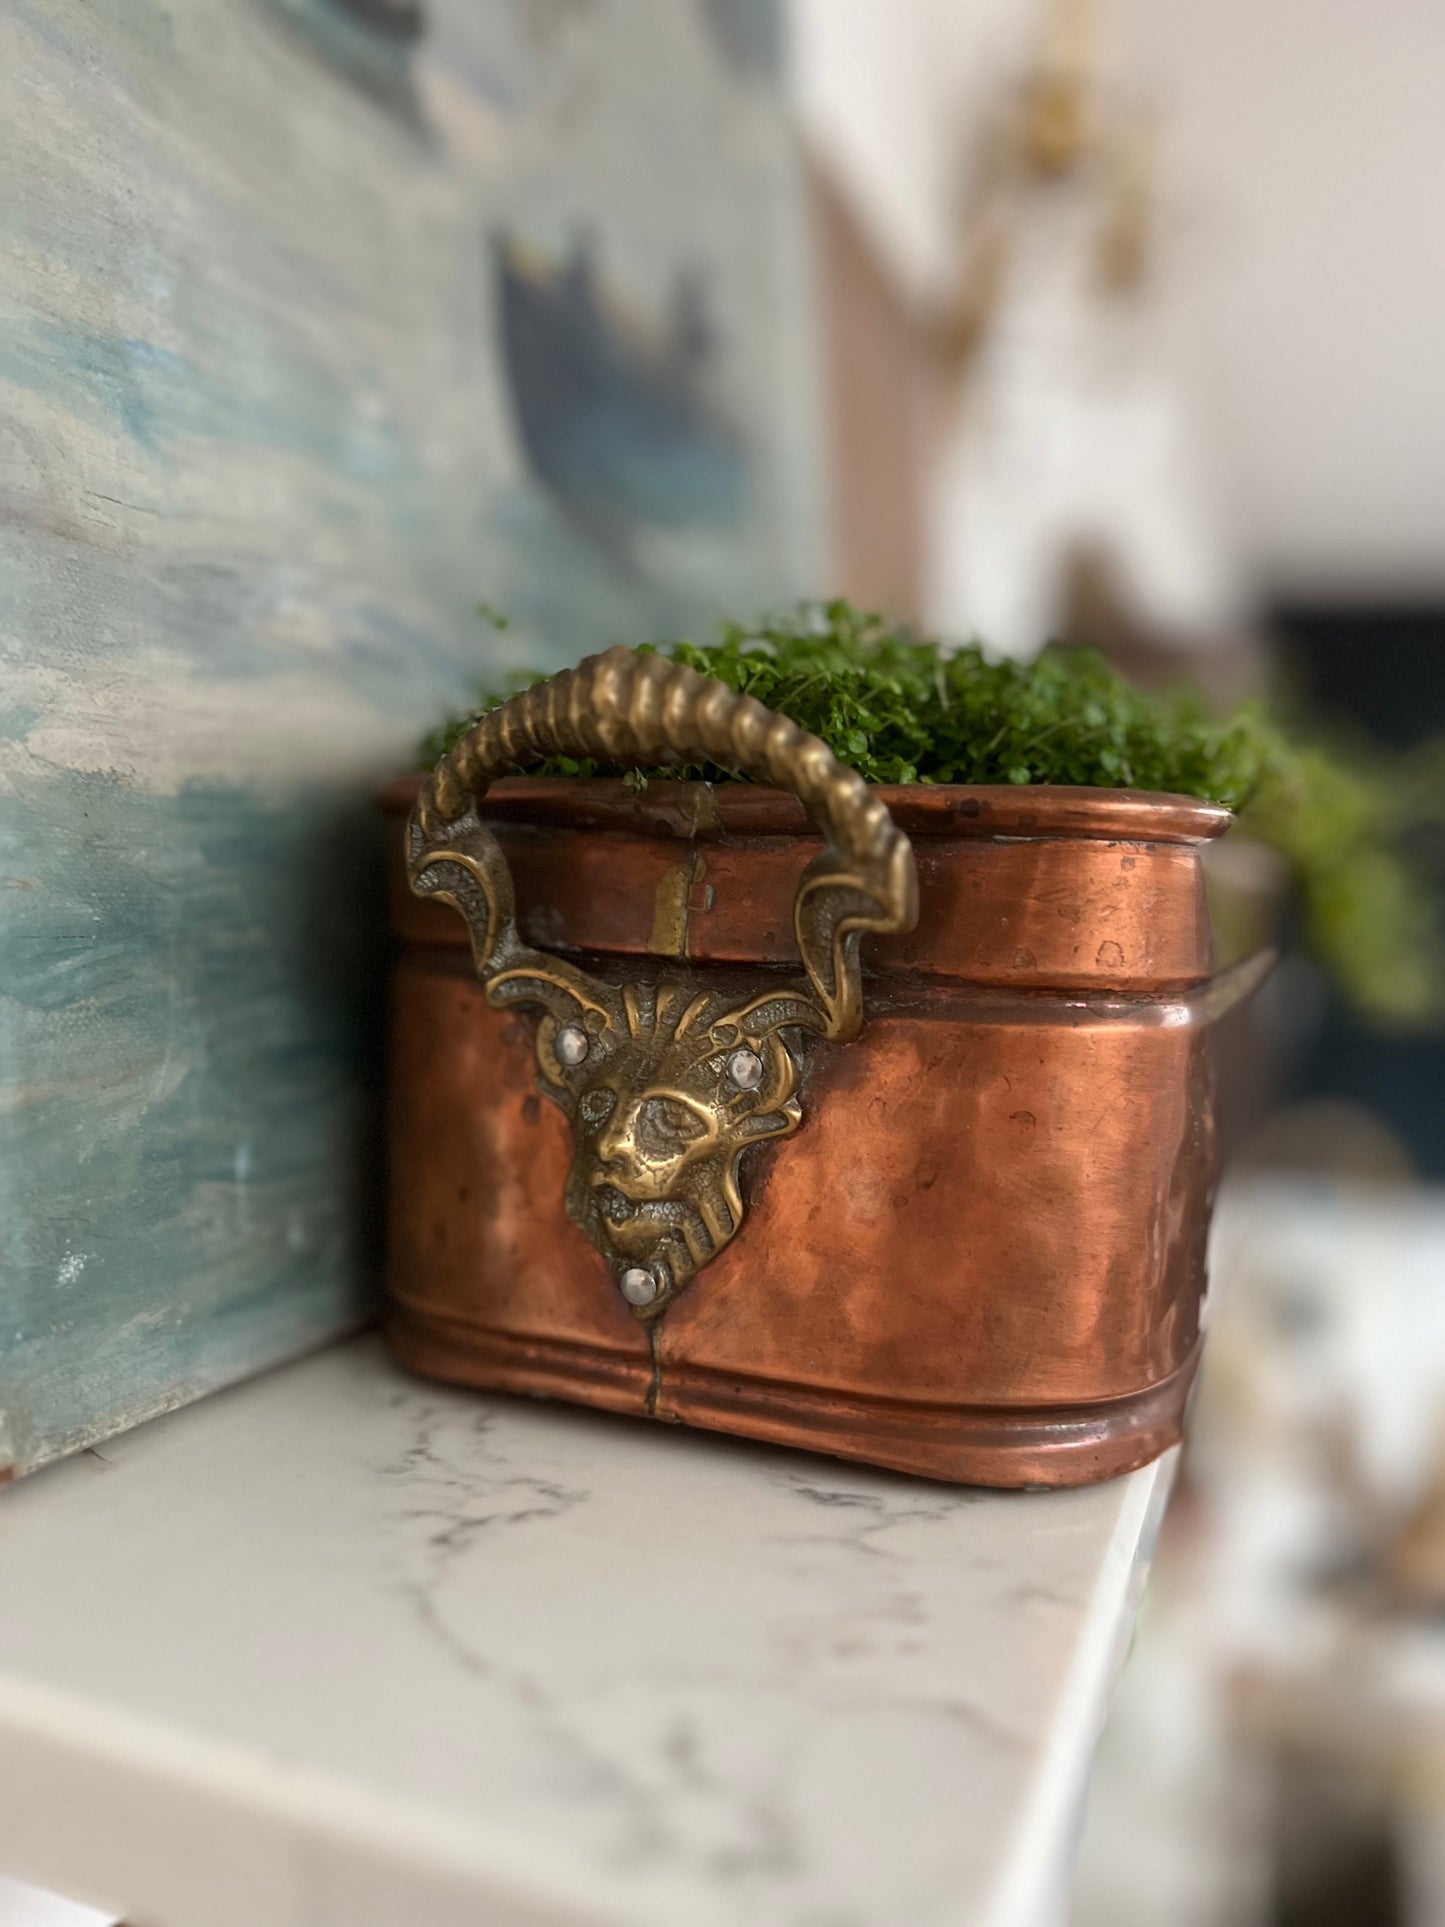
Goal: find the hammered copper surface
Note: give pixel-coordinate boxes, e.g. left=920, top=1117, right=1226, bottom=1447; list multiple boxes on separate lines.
left=384, top=775, right=1255, bottom=1487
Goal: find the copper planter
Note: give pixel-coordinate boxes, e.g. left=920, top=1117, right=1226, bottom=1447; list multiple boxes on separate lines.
left=382, top=649, right=1266, bottom=1487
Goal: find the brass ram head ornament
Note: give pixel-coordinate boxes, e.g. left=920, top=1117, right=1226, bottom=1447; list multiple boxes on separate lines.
left=408, top=648, right=916, bottom=1319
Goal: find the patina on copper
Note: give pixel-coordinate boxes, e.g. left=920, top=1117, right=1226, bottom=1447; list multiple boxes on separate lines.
left=384, top=649, right=1268, bottom=1487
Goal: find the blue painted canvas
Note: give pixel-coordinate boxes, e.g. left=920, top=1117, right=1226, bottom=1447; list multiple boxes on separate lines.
left=0, top=0, right=821, bottom=1475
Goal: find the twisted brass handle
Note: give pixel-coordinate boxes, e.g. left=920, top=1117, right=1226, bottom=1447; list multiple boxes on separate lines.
left=408, top=646, right=917, bottom=1313
left=413, top=645, right=917, bottom=1041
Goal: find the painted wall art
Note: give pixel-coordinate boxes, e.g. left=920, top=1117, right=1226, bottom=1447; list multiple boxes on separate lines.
left=0, top=0, right=820, bottom=1474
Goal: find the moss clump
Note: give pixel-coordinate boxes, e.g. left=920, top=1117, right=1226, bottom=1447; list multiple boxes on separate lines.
left=422, top=600, right=1265, bottom=801
left=421, top=600, right=1442, bottom=1025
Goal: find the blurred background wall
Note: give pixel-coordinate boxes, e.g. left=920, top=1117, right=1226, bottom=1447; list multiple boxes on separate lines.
left=796, top=0, right=1445, bottom=594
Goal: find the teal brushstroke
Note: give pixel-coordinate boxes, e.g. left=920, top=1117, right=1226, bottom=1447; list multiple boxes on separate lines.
left=0, top=322, right=413, bottom=484
left=0, top=773, right=385, bottom=1471
left=0, top=704, right=43, bottom=743
left=1, top=0, right=812, bottom=1478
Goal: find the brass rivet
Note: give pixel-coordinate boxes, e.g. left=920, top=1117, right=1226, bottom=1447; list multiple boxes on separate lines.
left=727, top=1047, right=763, bottom=1091
left=619, top=1266, right=660, bottom=1307
left=556, top=1023, right=589, bottom=1067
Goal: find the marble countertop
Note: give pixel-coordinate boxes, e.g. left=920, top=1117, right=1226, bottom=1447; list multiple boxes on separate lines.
left=0, top=1338, right=1171, bottom=1927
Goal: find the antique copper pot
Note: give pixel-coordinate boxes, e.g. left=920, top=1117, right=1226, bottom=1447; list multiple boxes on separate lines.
left=382, top=648, right=1267, bottom=1487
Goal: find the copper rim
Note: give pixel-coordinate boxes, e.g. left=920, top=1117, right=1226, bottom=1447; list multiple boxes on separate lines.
left=379, top=772, right=1231, bottom=845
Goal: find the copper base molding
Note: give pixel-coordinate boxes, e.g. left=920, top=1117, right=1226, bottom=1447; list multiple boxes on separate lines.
left=386, top=1302, right=1202, bottom=1487
left=382, top=648, right=1269, bottom=1488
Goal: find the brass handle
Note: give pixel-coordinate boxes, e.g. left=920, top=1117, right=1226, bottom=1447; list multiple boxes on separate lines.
left=408, top=646, right=917, bottom=1314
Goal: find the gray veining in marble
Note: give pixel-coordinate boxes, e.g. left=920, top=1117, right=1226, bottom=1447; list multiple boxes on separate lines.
left=0, top=1338, right=1168, bottom=1927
